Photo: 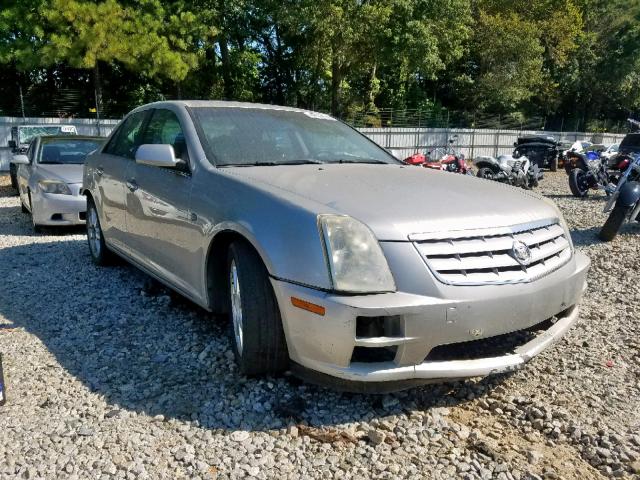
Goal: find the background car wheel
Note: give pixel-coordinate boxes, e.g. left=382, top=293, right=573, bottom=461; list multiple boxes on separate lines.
left=569, top=168, right=589, bottom=197
left=549, top=156, right=558, bottom=172
left=28, top=192, right=44, bottom=233
left=477, top=167, right=495, bottom=180
left=86, top=197, right=115, bottom=265
left=227, top=241, right=289, bottom=376
left=599, top=202, right=631, bottom=242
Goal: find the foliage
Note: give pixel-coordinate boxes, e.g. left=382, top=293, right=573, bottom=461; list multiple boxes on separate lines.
left=0, top=0, right=639, bottom=127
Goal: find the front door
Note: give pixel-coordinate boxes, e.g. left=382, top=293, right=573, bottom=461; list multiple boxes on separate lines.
left=96, top=110, right=150, bottom=250
left=124, top=108, right=202, bottom=300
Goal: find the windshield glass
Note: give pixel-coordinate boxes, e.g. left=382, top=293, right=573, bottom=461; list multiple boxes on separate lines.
left=39, top=139, right=103, bottom=165
left=191, top=107, right=399, bottom=166
left=19, top=126, right=77, bottom=144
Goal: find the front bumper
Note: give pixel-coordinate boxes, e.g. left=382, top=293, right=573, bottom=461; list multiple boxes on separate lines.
left=32, top=189, right=86, bottom=226
left=271, top=251, right=589, bottom=389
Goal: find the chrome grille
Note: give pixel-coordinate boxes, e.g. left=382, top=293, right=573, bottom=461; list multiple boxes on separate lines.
left=415, top=222, right=572, bottom=285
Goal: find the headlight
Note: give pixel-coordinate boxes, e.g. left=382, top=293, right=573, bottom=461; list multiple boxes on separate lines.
left=318, top=215, right=396, bottom=293
left=38, top=180, right=72, bottom=195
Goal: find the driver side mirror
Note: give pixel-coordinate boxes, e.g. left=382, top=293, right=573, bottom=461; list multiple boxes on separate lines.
left=135, top=144, right=180, bottom=168
left=11, top=154, right=29, bottom=165
left=8, top=140, right=16, bottom=149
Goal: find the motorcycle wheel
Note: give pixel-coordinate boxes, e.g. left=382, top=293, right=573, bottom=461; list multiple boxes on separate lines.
left=569, top=168, right=589, bottom=197
left=599, top=201, right=632, bottom=242
left=477, top=167, right=495, bottom=180
left=549, top=156, right=558, bottom=172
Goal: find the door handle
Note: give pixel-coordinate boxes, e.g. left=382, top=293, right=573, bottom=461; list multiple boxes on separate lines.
left=126, top=179, right=138, bottom=192
left=96, top=166, right=104, bottom=176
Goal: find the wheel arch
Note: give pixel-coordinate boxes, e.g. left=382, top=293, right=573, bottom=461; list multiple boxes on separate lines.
left=204, top=228, right=272, bottom=314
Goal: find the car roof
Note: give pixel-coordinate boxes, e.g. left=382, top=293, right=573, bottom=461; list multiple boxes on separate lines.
left=39, top=135, right=104, bottom=142
left=133, top=100, right=323, bottom=116
left=16, top=124, right=77, bottom=128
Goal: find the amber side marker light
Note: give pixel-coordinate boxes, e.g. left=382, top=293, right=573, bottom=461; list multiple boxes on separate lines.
left=291, top=297, right=326, bottom=316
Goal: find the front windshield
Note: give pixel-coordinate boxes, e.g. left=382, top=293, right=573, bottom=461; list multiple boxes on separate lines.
left=19, top=126, right=77, bottom=144
left=191, top=107, right=399, bottom=166
left=39, top=139, right=103, bottom=165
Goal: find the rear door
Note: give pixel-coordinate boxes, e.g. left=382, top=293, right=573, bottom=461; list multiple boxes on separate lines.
left=93, top=110, right=150, bottom=250
left=123, top=108, right=203, bottom=300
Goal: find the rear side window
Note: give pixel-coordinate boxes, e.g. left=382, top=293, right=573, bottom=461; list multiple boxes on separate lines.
left=104, top=111, right=149, bottom=159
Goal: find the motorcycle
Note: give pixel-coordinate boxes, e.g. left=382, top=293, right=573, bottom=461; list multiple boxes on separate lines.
left=404, top=138, right=470, bottom=174
left=566, top=150, right=631, bottom=197
left=513, top=135, right=562, bottom=171
left=474, top=154, right=542, bottom=189
left=599, top=153, right=640, bottom=241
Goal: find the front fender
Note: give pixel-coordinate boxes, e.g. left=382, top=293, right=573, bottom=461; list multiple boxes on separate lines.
left=193, top=168, right=335, bottom=291
left=618, top=181, right=640, bottom=208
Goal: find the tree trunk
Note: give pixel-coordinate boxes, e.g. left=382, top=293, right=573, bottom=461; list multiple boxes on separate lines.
left=93, top=63, right=102, bottom=109
left=93, top=62, right=103, bottom=136
left=309, top=50, right=323, bottom=110
left=366, top=62, right=378, bottom=110
left=331, top=51, right=341, bottom=117
left=219, top=34, right=233, bottom=100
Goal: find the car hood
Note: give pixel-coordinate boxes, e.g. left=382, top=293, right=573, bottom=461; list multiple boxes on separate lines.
left=226, top=164, right=560, bottom=241
left=37, top=164, right=83, bottom=184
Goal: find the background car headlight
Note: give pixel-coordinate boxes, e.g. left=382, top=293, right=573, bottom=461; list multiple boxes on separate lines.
left=38, top=180, right=72, bottom=195
left=319, top=214, right=396, bottom=293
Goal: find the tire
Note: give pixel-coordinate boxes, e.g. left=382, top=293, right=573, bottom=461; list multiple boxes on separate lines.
left=227, top=241, right=288, bottom=376
left=21, top=201, right=28, bottom=213
left=599, top=201, right=632, bottom=242
left=86, top=197, right=115, bottom=265
left=477, top=167, right=495, bottom=180
left=9, top=166, right=18, bottom=191
left=569, top=168, right=589, bottom=197
left=549, top=156, right=558, bottom=172
left=28, top=192, right=44, bottom=233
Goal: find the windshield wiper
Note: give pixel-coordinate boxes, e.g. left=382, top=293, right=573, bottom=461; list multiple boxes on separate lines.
left=218, top=159, right=323, bottom=167
left=326, top=158, right=388, bottom=164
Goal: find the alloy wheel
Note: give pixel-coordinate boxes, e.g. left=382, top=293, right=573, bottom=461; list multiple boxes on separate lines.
left=229, top=259, right=244, bottom=355
left=87, top=206, right=102, bottom=258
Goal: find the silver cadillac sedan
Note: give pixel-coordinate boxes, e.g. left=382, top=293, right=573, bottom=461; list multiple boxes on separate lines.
left=82, top=101, right=590, bottom=391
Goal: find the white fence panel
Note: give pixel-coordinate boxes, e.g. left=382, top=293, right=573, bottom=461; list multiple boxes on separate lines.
left=0, top=118, right=628, bottom=171
left=358, top=127, right=627, bottom=160
left=0, top=116, right=120, bottom=171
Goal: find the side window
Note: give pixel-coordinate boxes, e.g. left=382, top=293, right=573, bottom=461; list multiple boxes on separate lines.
left=105, top=111, right=148, bottom=159
left=142, top=109, right=189, bottom=163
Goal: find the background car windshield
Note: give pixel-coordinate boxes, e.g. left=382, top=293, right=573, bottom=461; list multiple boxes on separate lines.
left=191, top=107, right=399, bottom=166
left=19, top=126, right=76, bottom=144
left=39, top=140, right=103, bottom=164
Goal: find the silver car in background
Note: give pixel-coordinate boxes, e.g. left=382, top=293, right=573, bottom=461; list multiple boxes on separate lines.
left=14, top=136, right=104, bottom=231
left=82, top=101, right=590, bottom=391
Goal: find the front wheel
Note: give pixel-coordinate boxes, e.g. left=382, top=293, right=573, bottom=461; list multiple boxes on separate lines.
left=477, top=167, right=495, bottom=180
left=599, top=201, right=632, bottom=242
left=569, top=168, right=589, bottom=197
left=227, top=241, right=289, bottom=376
left=549, top=156, right=558, bottom=172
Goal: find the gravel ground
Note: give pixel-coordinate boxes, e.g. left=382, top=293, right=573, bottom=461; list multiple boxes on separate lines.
left=0, top=172, right=639, bottom=480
